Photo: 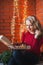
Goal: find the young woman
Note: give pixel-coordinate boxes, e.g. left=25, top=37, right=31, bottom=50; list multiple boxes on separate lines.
left=8, top=16, right=43, bottom=65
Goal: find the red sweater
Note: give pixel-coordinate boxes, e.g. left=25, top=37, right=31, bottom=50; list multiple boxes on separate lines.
left=22, top=31, right=43, bottom=56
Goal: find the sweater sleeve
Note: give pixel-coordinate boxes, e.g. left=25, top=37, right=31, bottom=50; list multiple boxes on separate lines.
left=32, top=38, right=38, bottom=48
left=32, top=36, right=43, bottom=49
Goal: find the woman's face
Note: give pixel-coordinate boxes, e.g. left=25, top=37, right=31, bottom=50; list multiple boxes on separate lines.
left=26, top=20, right=37, bottom=32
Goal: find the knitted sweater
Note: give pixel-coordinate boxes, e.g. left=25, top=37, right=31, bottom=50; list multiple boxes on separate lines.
left=21, top=31, right=43, bottom=56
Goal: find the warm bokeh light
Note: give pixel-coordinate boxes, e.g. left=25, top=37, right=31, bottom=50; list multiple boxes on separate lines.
left=23, top=0, right=28, bottom=23
left=11, top=0, right=36, bottom=44
left=11, top=0, right=20, bottom=43
left=20, top=0, right=28, bottom=42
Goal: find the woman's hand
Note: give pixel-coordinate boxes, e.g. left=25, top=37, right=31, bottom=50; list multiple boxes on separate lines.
left=35, top=30, right=42, bottom=38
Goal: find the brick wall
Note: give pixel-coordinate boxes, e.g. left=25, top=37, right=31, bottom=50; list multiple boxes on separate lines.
left=0, top=0, right=13, bottom=52
left=36, top=0, right=43, bottom=27
left=0, top=0, right=36, bottom=53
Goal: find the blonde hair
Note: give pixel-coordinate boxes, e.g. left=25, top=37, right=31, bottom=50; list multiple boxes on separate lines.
left=25, top=16, right=42, bottom=31
left=25, top=16, right=43, bottom=37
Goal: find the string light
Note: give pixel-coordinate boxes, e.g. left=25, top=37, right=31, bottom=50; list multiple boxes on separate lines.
left=23, top=0, right=28, bottom=24
left=11, top=2, right=16, bottom=44
left=11, top=0, right=28, bottom=43
left=11, top=0, right=20, bottom=44
left=20, top=0, right=28, bottom=42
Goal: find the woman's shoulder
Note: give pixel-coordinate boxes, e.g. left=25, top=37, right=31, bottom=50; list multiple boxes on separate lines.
left=22, top=31, right=30, bottom=35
